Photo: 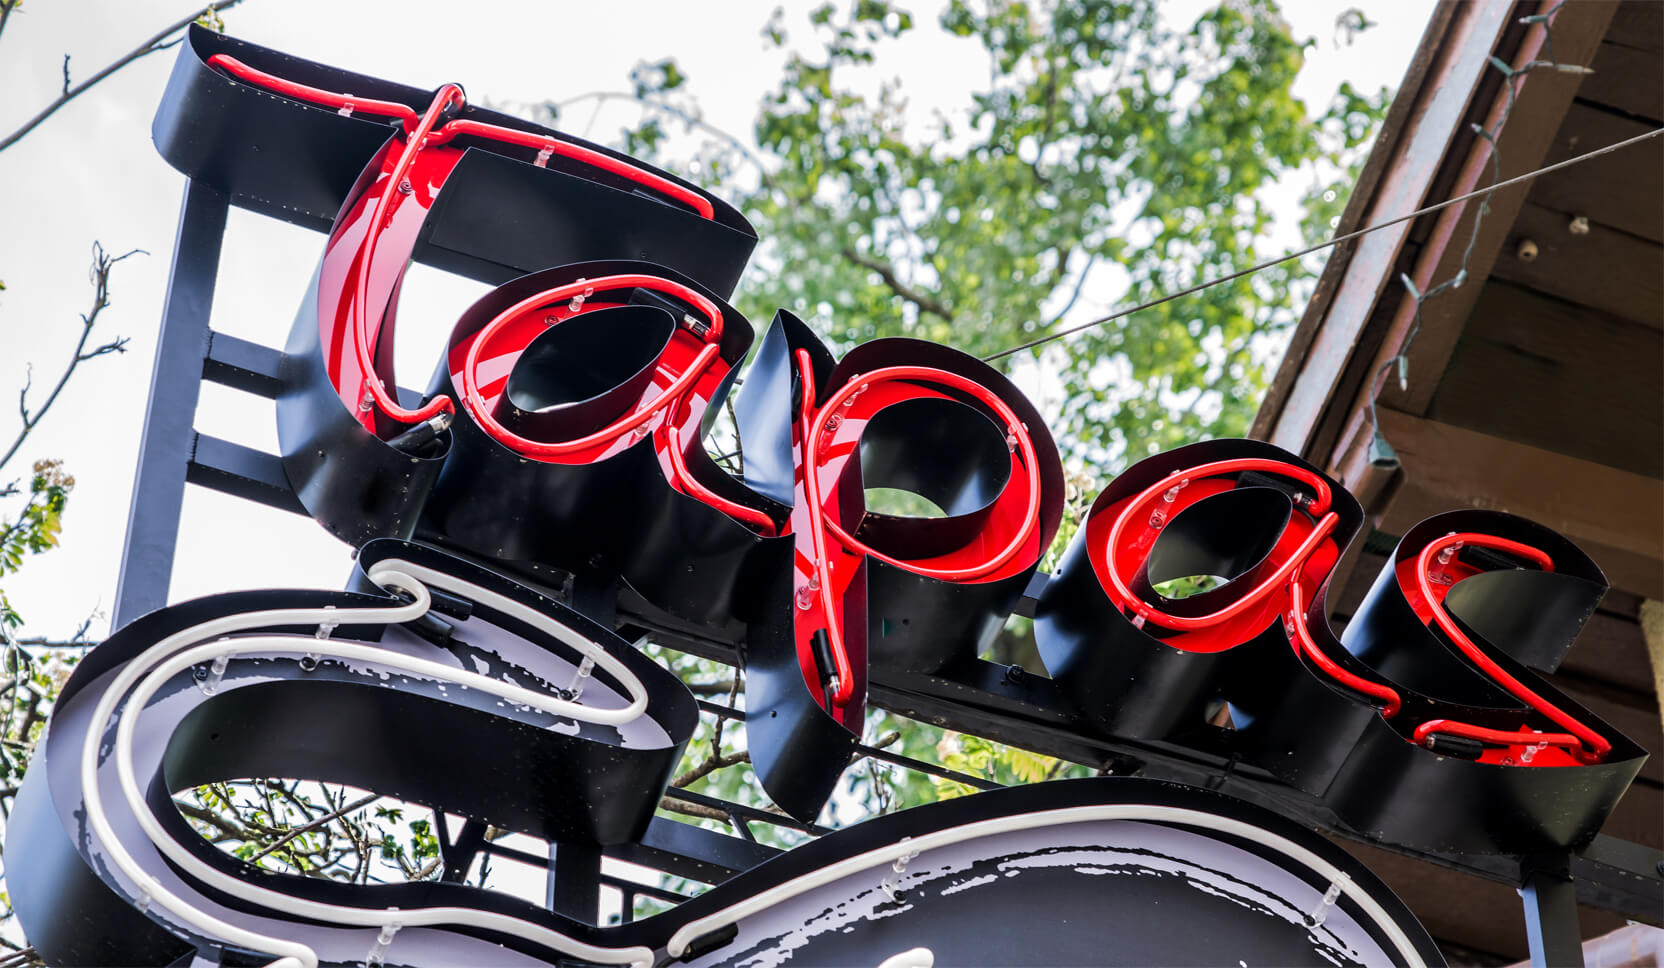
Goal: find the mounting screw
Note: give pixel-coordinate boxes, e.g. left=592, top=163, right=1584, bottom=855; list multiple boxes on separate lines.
left=1516, top=238, right=1539, bottom=262
left=1568, top=214, right=1590, bottom=236
left=1003, top=664, right=1027, bottom=686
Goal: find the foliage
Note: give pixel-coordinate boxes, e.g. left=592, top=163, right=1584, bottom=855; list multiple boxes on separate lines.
left=603, top=0, right=1389, bottom=478
left=0, top=463, right=71, bottom=632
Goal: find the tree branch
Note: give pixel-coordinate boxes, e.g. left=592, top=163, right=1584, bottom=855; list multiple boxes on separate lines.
left=174, top=798, right=255, bottom=843
left=0, top=243, right=140, bottom=473
left=246, top=792, right=378, bottom=863
left=0, top=0, right=245, bottom=153
left=841, top=248, right=953, bottom=321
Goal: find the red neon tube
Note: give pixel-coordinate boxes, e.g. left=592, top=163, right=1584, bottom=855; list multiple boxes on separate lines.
left=661, top=394, right=779, bottom=536
left=351, top=84, right=467, bottom=431
left=1411, top=719, right=1583, bottom=752
left=207, top=54, right=420, bottom=132
left=460, top=275, right=724, bottom=460
left=797, top=355, right=1045, bottom=706
left=1413, top=533, right=1609, bottom=763
left=433, top=119, right=715, bottom=221
left=793, top=349, right=853, bottom=701
left=1287, top=576, right=1402, bottom=717
left=1103, top=459, right=1336, bottom=632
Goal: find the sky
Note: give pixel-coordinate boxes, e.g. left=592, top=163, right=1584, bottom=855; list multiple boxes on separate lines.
left=0, top=0, right=1432, bottom=642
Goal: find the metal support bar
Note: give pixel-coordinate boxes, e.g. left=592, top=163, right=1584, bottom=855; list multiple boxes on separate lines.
left=546, top=841, right=601, bottom=922
left=1523, top=854, right=1585, bottom=968
left=186, top=434, right=304, bottom=515
left=603, top=817, right=779, bottom=884
left=202, top=331, right=284, bottom=398
left=113, top=180, right=228, bottom=629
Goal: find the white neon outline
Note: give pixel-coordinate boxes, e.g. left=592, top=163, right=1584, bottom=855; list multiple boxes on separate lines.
left=83, top=560, right=655, bottom=968
left=77, top=560, right=1430, bottom=968
left=665, top=806, right=1427, bottom=968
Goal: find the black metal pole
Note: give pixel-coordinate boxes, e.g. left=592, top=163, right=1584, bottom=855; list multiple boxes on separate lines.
left=547, top=841, right=602, bottom=922
left=1522, top=854, right=1585, bottom=968
left=111, top=179, right=228, bottom=630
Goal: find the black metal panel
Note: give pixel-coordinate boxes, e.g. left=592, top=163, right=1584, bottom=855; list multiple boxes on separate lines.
left=275, top=268, right=448, bottom=545
left=1034, top=438, right=1362, bottom=742
left=154, top=25, right=758, bottom=292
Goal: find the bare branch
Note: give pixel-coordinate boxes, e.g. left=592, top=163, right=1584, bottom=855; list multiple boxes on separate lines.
left=1, top=243, right=142, bottom=473
left=246, top=792, right=378, bottom=863
left=841, top=248, right=953, bottom=321
left=546, top=90, right=772, bottom=186
left=657, top=796, right=732, bottom=824
left=670, top=749, right=749, bottom=789
left=174, top=798, right=255, bottom=843
left=0, top=0, right=245, bottom=153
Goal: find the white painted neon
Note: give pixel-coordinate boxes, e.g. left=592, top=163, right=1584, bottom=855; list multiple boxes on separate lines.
left=79, top=560, right=1429, bottom=968
left=83, top=562, right=655, bottom=968
left=665, top=805, right=1428, bottom=968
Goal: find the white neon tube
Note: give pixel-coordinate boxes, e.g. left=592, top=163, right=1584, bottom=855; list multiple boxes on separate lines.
left=665, top=805, right=1428, bottom=968
left=81, top=560, right=1428, bottom=968
left=82, top=561, right=655, bottom=968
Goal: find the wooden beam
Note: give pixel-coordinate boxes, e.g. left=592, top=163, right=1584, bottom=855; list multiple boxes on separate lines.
left=1532, top=101, right=1664, bottom=244
left=1490, top=201, right=1663, bottom=331
left=1258, top=0, right=1521, bottom=450
left=1372, top=408, right=1664, bottom=598
left=1371, top=0, right=1620, bottom=419
left=1264, top=1, right=1621, bottom=456
left=1582, top=40, right=1664, bottom=122
left=1607, top=0, right=1663, bottom=54
left=1428, top=281, right=1663, bottom=479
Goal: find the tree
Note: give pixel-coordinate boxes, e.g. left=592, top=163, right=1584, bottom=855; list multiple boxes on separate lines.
left=580, top=0, right=1389, bottom=839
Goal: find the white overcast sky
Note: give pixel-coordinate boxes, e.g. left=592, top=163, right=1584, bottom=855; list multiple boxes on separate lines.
left=0, top=0, right=1431, bottom=640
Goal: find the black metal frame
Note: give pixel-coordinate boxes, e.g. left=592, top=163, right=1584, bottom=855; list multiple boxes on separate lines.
left=109, top=179, right=1662, bottom=967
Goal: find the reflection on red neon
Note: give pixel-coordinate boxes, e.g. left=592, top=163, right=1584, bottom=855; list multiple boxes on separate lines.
left=789, top=350, right=1045, bottom=708
left=1402, top=533, right=1610, bottom=764
left=208, top=54, right=717, bottom=439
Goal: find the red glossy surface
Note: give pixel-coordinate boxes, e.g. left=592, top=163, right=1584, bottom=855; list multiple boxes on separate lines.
left=1090, top=460, right=1339, bottom=654
left=1398, top=533, right=1608, bottom=764
left=453, top=276, right=723, bottom=462
left=788, top=354, right=1047, bottom=710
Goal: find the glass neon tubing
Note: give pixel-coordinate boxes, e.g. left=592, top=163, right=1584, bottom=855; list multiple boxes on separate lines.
left=1290, top=572, right=1587, bottom=759
left=1103, top=459, right=1336, bottom=632
left=1287, top=575, right=1402, bottom=718
left=206, top=55, right=713, bottom=220
left=431, top=119, right=714, bottom=220
left=1412, top=532, right=1609, bottom=763
left=661, top=392, right=779, bottom=535
left=796, top=352, right=1043, bottom=705
left=84, top=561, right=657, bottom=968
left=207, top=54, right=420, bottom=132
left=459, top=275, right=724, bottom=460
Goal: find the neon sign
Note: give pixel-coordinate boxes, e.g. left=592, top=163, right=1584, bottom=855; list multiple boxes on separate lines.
left=5, top=26, right=1647, bottom=968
